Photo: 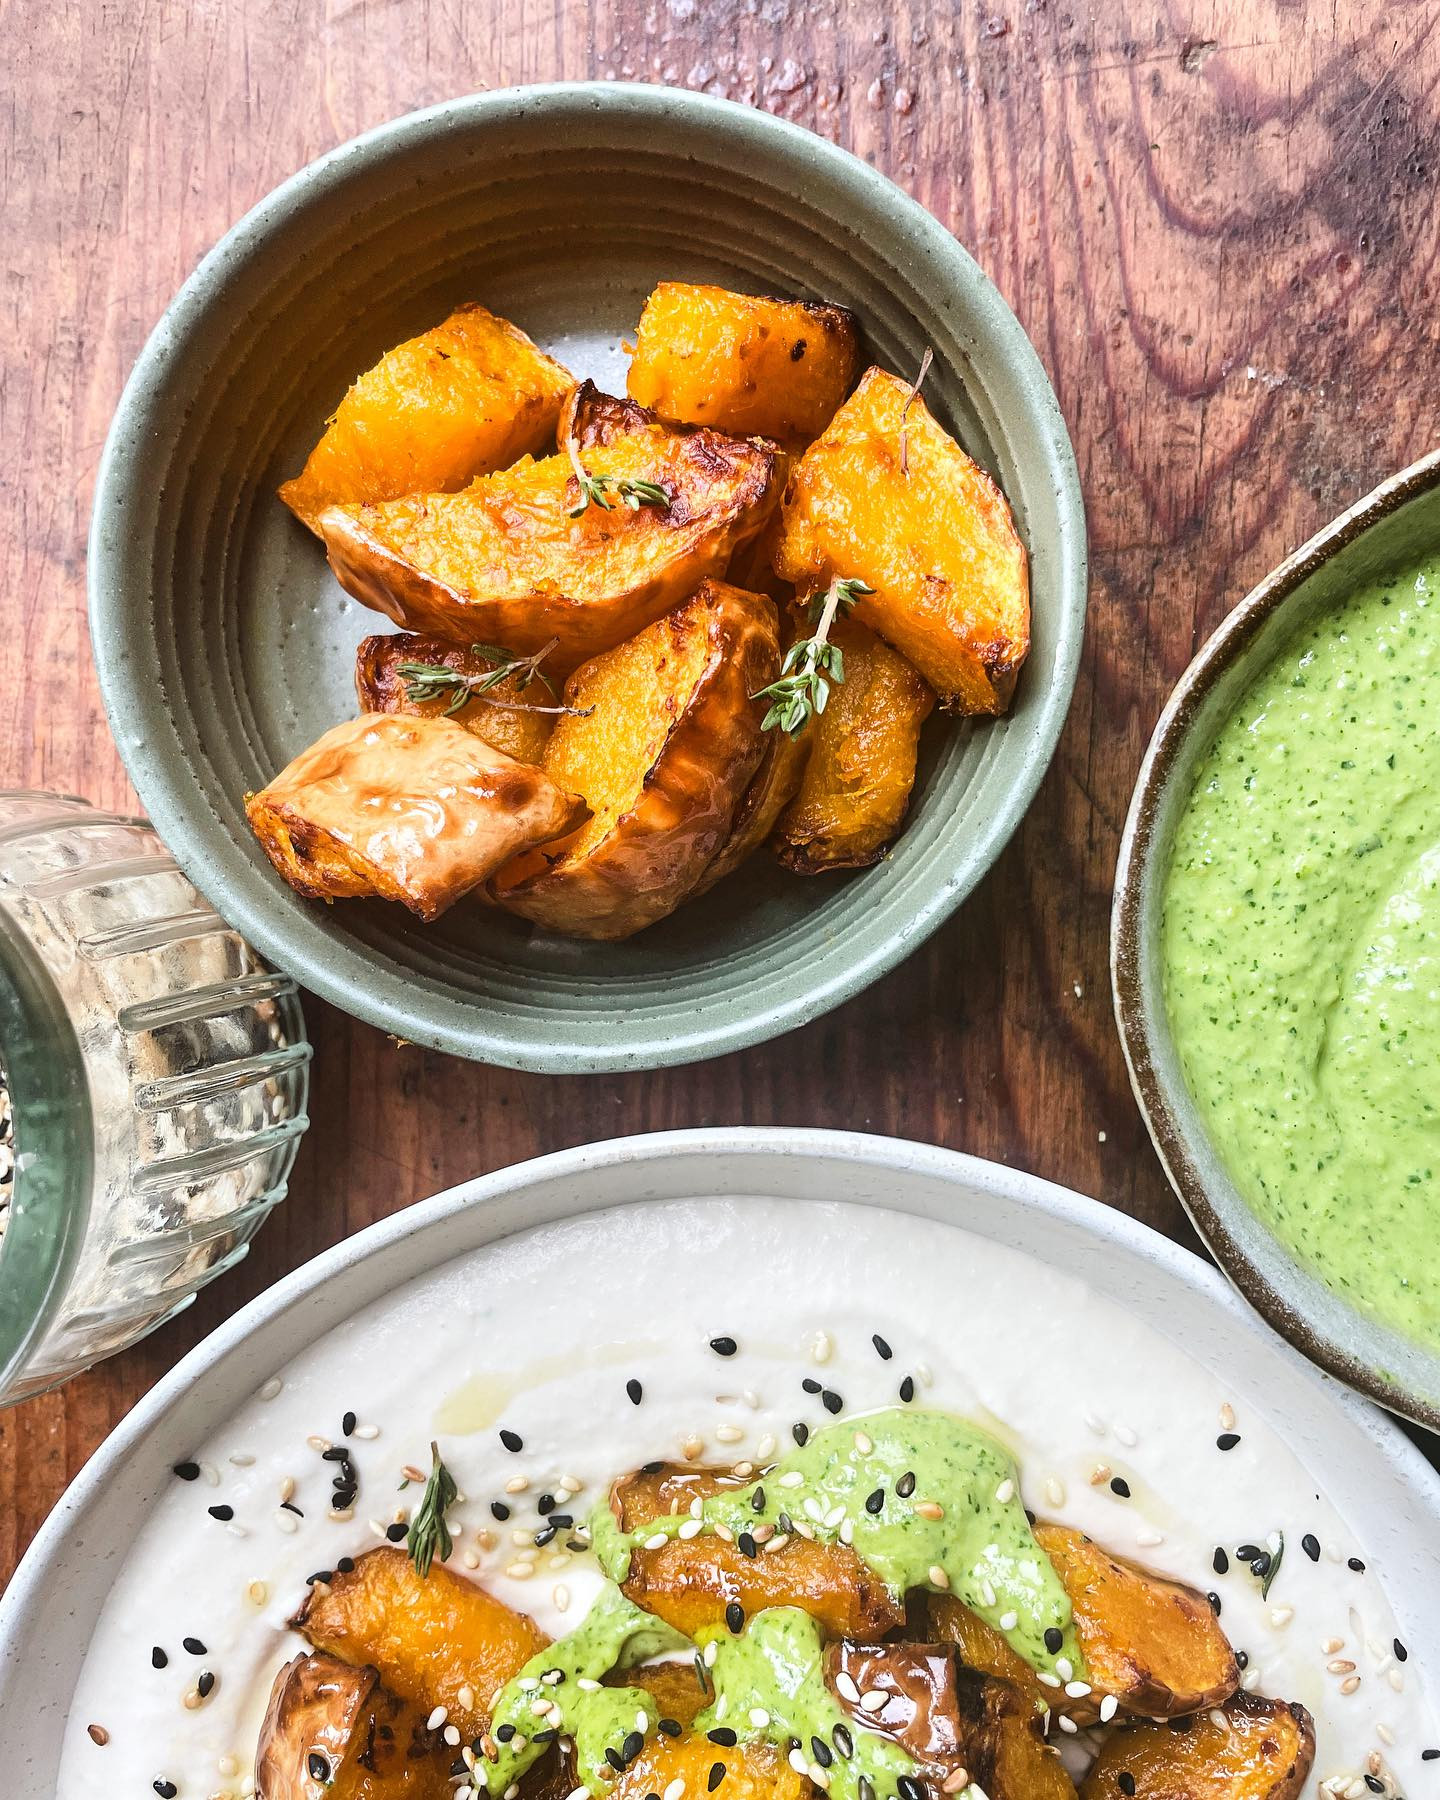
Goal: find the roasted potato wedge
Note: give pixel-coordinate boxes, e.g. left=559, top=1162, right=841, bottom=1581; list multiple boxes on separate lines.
left=255, top=1650, right=450, bottom=1800
left=1079, top=1694, right=1316, bottom=1800
left=245, top=714, right=586, bottom=922
left=777, top=366, right=1030, bottom=713
left=319, top=384, right=776, bottom=673
left=290, top=1546, right=548, bottom=1742
left=610, top=1459, right=903, bottom=1638
left=1035, top=1524, right=1240, bottom=1719
left=280, top=303, right=573, bottom=534
left=829, top=1643, right=1075, bottom=1800
left=607, top=1733, right=812, bottom=1800
left=692, top=726, right=812, bottom=894
left=355, top=632, right=555, bottom=766
left=491, top=580, right=778, bottom=939
left=775, top=617, right=935, bottom=872
left=628, top=282, right=860, bottom=448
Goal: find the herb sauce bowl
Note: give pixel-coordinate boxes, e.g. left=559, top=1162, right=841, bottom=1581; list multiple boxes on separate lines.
left=88, top=83, right=1086, bottom=1071
left=1112, top=450, right=1440, bottom=1430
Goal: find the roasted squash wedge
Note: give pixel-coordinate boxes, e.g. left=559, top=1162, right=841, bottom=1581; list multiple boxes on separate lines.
left=628, top=282, right=860, bottom=448
left=774, top=617, right=934, bottom=872
left=290, top=1546, right=548, bottom=1742
left=610, top=1459, right=903, bottom=1639
left=1035, top=1524, right=1240, bottom=1718
left=1079, top=1694, right=1316, bottom=1800
left=255, top=1650, right=451, bottom=1800
left=280, top=303, right=573, bottom=534
left=606, top=1734, right=812, bottom=1800
left=245, top=714, right=586, bottom=922
left=692, top=727, right=812, bottom=894
left=319, top=384, right=776, bottom=673
left=354, top=632, right=555, bottom=766
left=919, top=1592, right=1058, bottom=1719
left=491, top=580, right=778, bottom=939
left=777, top=366, right=1030, bottom=713
left=606, top=1659, right=711, bottom=1732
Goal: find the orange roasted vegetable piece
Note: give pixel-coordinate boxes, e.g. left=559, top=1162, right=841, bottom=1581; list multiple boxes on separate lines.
left=320, top=384, right=776, bottom=674
left=280, top=303, right=573, bottom=534
left=1079, top=1694, right=1315, bottom=1800
left=777, top=366, right=1029, bottom=713
left=246, top=714, right=587, bottom=922
left=1035, top=1523, right=1239, bottom=1718
left=355, top=632, right=556, bottom=767
left=606, top=1661, right=710, bottom=1731
left=609, top=1460, right=903, bottom=1639
left=774, top=617, right=934, bottom=872
left=918, top=1592, right=1059, bottom=1719
left=255, top=1650, right=451, bottom=1800
left=606, top=1733, right=812, bottom=1800
left=692, top=727, right=812, bottom=894
left=290, top=1547, right=548, bottom=1744
left=628, top=282, right=860, bottom=448
left=492, top=581, right=778, bottom=940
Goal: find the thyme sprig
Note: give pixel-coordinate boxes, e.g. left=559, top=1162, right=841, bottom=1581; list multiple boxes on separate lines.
left=565, top=433, right=670, bottom=518
left=1260, top=1531, right=1284, bottom=1600
left=898, top=345, right=934, bottom=476
left=406, top=1441, right=458, bottom=1579
left=752, top=575, right=875, bottom=737
left=397, top=638, right=591, bottom=718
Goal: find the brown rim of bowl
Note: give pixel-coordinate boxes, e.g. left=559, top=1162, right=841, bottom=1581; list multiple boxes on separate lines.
left=1111, top=445, right=1440, bottom=1431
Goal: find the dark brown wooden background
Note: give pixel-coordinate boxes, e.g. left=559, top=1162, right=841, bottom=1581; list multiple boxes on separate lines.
left=2, top=0, right=1437, bottom=1585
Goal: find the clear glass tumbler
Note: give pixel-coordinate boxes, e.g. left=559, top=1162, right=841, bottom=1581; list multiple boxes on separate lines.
left=0, top=792, right=310, bottom=1404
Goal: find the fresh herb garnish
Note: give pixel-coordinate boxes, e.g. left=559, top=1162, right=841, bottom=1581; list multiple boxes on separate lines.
left=397, top=638, right=591, bottom=719
left=752, top=575, right=875, bottom=737
left=898, top=345, right=934, bottom=476
left=406, top=1441, right=458, bottom=1578
left=565, top=433, right=669, bottom=518
left=1260, top=1531, right=1284, bottom=1599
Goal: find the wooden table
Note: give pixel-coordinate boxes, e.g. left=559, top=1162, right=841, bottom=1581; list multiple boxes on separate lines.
left=2, top=0, right=1437, bottom=1585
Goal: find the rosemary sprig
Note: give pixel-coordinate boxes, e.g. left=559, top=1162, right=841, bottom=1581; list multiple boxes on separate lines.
left=397, top=638, right=591, bottom=718
left=565, top=432, right=670, bottom=518
left=898, top=345, right=934, bottom=476
left=752, top=575, right=875, bottom=737
left=406, top=1441, right=458, bottom=1579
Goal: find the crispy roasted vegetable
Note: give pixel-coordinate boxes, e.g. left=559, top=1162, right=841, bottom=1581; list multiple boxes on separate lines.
left=692, top=726, right=812, bottom=893
left=628, top=282, right=860, bottom=448
left=255, top=1651, right=450, bottom=1800
left=829, top=1643, right=1075, bottom=1800
left=1079, top=1694, right=1316, bottom=1800
left=606, top=1733, right=812, bottom=1800
left=245, top=714, right=586, bottom=922
left=774, top=617, right=934, bottom=872
left=354, top=632, right=556, bottom=766
left=777, top=366, right=1030, bottom=713
left=919, top=1592, right=1057, bottom=1719
left=320, top=384, right=775, bottom=673
left=280, top=304, right=573, bottom=534
left=492, top=581, right=778, bottom=939
left=1035, top=1524, right=1240, bottom=1718
left=606, top=1660, right=710, bottom=1731
left=610, top=1460, right=903, bottom=1638
left=290, top=1546, right=548, bottom=1742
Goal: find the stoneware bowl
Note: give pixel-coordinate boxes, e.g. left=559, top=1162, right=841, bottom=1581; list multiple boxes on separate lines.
left=2, top=1128, right=1437, bottom=1789
left=88, top=83, right=1086, bottom=1072
left=1113, top=449, right=1440, bottom=1429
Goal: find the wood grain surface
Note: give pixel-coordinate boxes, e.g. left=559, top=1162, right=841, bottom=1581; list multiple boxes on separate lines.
left=2, top=0, right=1437, bottom=1583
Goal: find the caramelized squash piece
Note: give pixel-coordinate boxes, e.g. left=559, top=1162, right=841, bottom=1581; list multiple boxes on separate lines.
left=919, top=1592, right=1057, bottom=1719
left=245, top=714, right=586, bottom=922
left=255, top=1650, right=451, bottom=1800
left=492, top=581, right=778, bottom=939
left=320, top=384, right=775, bottom=673
left=1079, top=1694, right=1316, bottom=1800
left=606, top=1660, right=711, bottom=1731
left=830, top=1643, right=1075, bottom=1800
left=1035, top=1524, right=1239, bottom=1718
left=777, top=366, right=1029, bottom=713
left=610, top=1460, right=903, bottom=1639
left=355, top=632, right=555, bottom=766
left=280, top=303, right=573, bottom=534
left=628, top=282, right=860, bottom=448
left=692, top=727, right=812, bottom=894
left=775, top=617, right=934, bottom=872
left=291, top=1546, right=548, bottom=1742
left=607, top=1733, right=812, bottom=1800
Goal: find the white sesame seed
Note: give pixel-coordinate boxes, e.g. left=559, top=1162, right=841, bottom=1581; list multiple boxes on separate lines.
left=225, top=1523, right=249, bottom=1539
left=554, top=1584, right=571, bottom=1612
left=518, top=1679, right=540, bottom=1693
left=714, top=1522, right=734, bottom=1543
left=1209, top=1709, right=1229, bottom=1731
left=750, top=1707, right=771, bottom=1728
left=809, top=1765, right=831, bottom=1789
left=916, top=1362, right=933, bottom=1387
left=1065, top=1681, right=1092, bottom=1699
left=353, top=1423, right=380, bottom=1439
left=779, top=1471, right=805, bottom=1489
left=793, top=1521, right=816, bottom=1540
left=542, top=1670, right=564, bottom=1686
left=715, top=1695, right=729, bottom=1721
left=756, top=1434, right=777, bottom=1459
left=703, top=1642, right=718, bottom=1667
left=1340, top=1676, right=1361, bottom=1696
left=1330, top=1659, right=1357, bottom=1676
left=566, top=1788, right=591, bottom=1800
left=716, top=1425, right=744, bottom=1444
left=636, top=1710, right=648, bottom=1733
left=678, top=1519, right=703, bottom=1540
left=507, top=1562, right=535, bottom=1580
left=228, top=1453, right=255, bottom=1468
left=942, top=1771, right=969, bottom=1795
left=457, top=1686, right=475, bottom=1712
left=644, top=1532, right=669, bottom=1551
left=1115, top=1424, right=1138, bottom=1447
left=859, top=1691, right=886, bottom=1713
left=259, top=1377, right=283, bottom=1401
left=1388, top=1669, right=1405, bottom=1693
left=1044, top=1477, right=1066, bottom=1508
left=682, top=1436, right=704, bottom=1462
left=274, top=1510, right=299, bottom=1535
left=1089, top=1464, right=1111, bottom=1485
left=994, top=1479, right=1015, bottom=1505
left=307, top=1435, right=331, bottom=1454
left=1099, top=1695, right=1118, bottom=1723
left=929, top=1564, right=951, bottom=1590
left=824, top=1504, right=846, bottom=1529
left=732, top=1462, right=754, bottom=1479
left=968, top=1785, right=989, bottom=1800
left=765, top=1533, right=791, bottom=1553
left=663, top=1779, right=686, bottom=1800
left=835, top=1672, right=860, bottom=1703
left=979, top=1580, right=996, bottom=1608
left=559, top=1475, right=583, bottom=1495
left=1136, top=1530, right=1164, bottom=1548
left=428, top=1706, right=449, bottom=1730
left=789, top=1749, right=810, bottom=1776
left=505, top=1475, right=529, bottom=1494
left=1344, top=1781, right=1369, bottom=1799
left=810, top=1330, right=833, bottom=1364
left=1323, top=1637, right=1346, bottom=1654
left=511, top=1528, right=533, bottom=1547
left=840, top=1519, right=854, bottom=1545
left=1037, top=1672, right=1061, bottom=1689
left=218, top=1755, right=240, bottom=1778
left=1271, top=1606, right=1295, bottom=1628
left=1219, top=1402, right=1236, bottom=1430
left=506, top=1785, right=520, bottom=1799
left=1057, top=1715, right=1078, bottom=1735
left=853, top=1431, right=874, bottom=1455
left=1055, top=1658, right=1074, bottom=1682
left=999, top=1611, right=1018, bottom=1631
left=914, top=1501, right=944, bottom=1521
left=1084, top=1412, right=1107, bottom=1435
left=247, top=1580, right=269, bottom=1607
left=529, top=1699, right=551, bottom=1716
left=463, top=1550, right=480, bottom=1570
left=1376, top=1724, right=1396, bottom=1746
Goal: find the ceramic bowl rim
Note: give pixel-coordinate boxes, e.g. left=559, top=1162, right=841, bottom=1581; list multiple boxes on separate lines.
left=1111, top=446, right=1440, bottom=1431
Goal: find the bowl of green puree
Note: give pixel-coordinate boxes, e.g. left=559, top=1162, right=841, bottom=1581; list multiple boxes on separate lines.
left=1114, top=448, right=1440, bottom=1429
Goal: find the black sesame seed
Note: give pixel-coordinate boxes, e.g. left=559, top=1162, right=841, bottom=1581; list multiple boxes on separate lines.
left=172, top=1461, right=200, bottom=1482
left=708, top=1729, right=738, bottom=1747
left=154, top=1782, right=179, bottom=1799
left=534, top=1524, right=558, bottom=1547
left=899, top=1376, right=915, bottom=1403
left=322, top=1446, right=349, bottom=1462
left=197, top=1671, right=215, bottom=1698
left=811, top=1737, right=833, bottom=1768
left=644, top=1792, right=661, bottom=1800
left=641, top=1460, right=665, bottom=1475
left=710, top=1337, right=738, bottom=1357
left=659, top=1718, right=682, bottom=1738
left=451, top=1759, right=469, bottom=1779
left=307, top=1570, right=333, bottom=1586
left=606, top=1749, right=625, bottom=1772
left=496, top=1725, right=516, bottom=1743
left=538, top=1494, right=556, bottom=1516
left=709, top=1763, right=726, bottom=1792
left=777, top=1512, right=793, bottom=1534
left=1421, top=1748, right=1439, bottom=1761
left=547, top=1513, right=574, bottom=1529
left=1044, top=1627, right=1063, bottom=1654
left=1301, top=1533, right=1321, bottom=1562
left=1250, top=1551, right=1272, bottom=1578
left=871, top=1334, right=893, bottom=1361
left=738, top=1532, right=757, bottom=1558
left=802, top=1378, right=822, bottom=1395
left=151, top=1646, right=168, bottom=1669
left=1216, top=1432, right=1241, bottom=1451
left=491, top=1501, right=511, bottom=1521
left=1117, top=1775, right=1136, bottom=1798
left=182, top=1636, right=206, bottom=1656
left=1348, top=1556, right=1366, bottom=1572
left=792, top=1422, right=810, bottom=1447
left=725, top=1601, right=745, bottom=1634
left=386, top=1522, right=408, bottom=1542
left=751, top=1487, right=766, bottom=1512
left=1110, top=1477, right=1131, bottom=1498
left=626, top=1379, right=643, bottom=1406
left=337, top=1556, right=354, bottom=1574
left=342, top=1410, right=356, bottom=1435
left=865, top=1488, right=885, bottom=1515
left=207, top=1504, right=234, bottom=1521
left=1395, top=1637, right=1409, bottom=1662
left=534, top=1728, right=558, bottom=1744
left=859, top=1780, right=877, bottom=1800
left=306, top=1752, right=331, bottom=1783
left=832, top=1724, right=854, bottom=1759
left=622, top=1731, right=645, bottom=1763
left=821, top=1390, right=843, bottom=1415
left=500, top=1429, right=523, bottom=1452
left=1236, top=1543, right=1263, bottom=1561
left=899, top=1778, right=926, bottom=1800
left=896, top=1471, right=916, bottom=1498
left=332, top=1487, right=356, bottom=1508
left=1212, top=1548, right=1229, bottom=1575
left=1236, top=1650, right=1249, bottom=1670
left=1207, top=1592, right=1222, bottom=1615
left=281, top=1500, right=304, bottom=1517
left=1365, top=1778, right=1384, bottom=1794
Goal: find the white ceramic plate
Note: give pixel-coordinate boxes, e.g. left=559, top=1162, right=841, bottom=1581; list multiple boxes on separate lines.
left=2, top=1129, right=1437, bottom=1792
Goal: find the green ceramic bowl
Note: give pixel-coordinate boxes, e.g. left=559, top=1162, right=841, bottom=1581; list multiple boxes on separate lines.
left=90, top=84, right=1086, bottom=1071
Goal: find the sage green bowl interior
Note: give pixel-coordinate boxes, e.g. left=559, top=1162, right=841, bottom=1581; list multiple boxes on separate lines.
left=1112, top=449, right=1440, bottom=1429
left=89, top=83, right=1086, bottom=1072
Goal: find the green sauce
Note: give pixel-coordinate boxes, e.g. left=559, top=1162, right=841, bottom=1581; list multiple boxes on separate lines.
left=1163, top=555, right=1440, bottom=1351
